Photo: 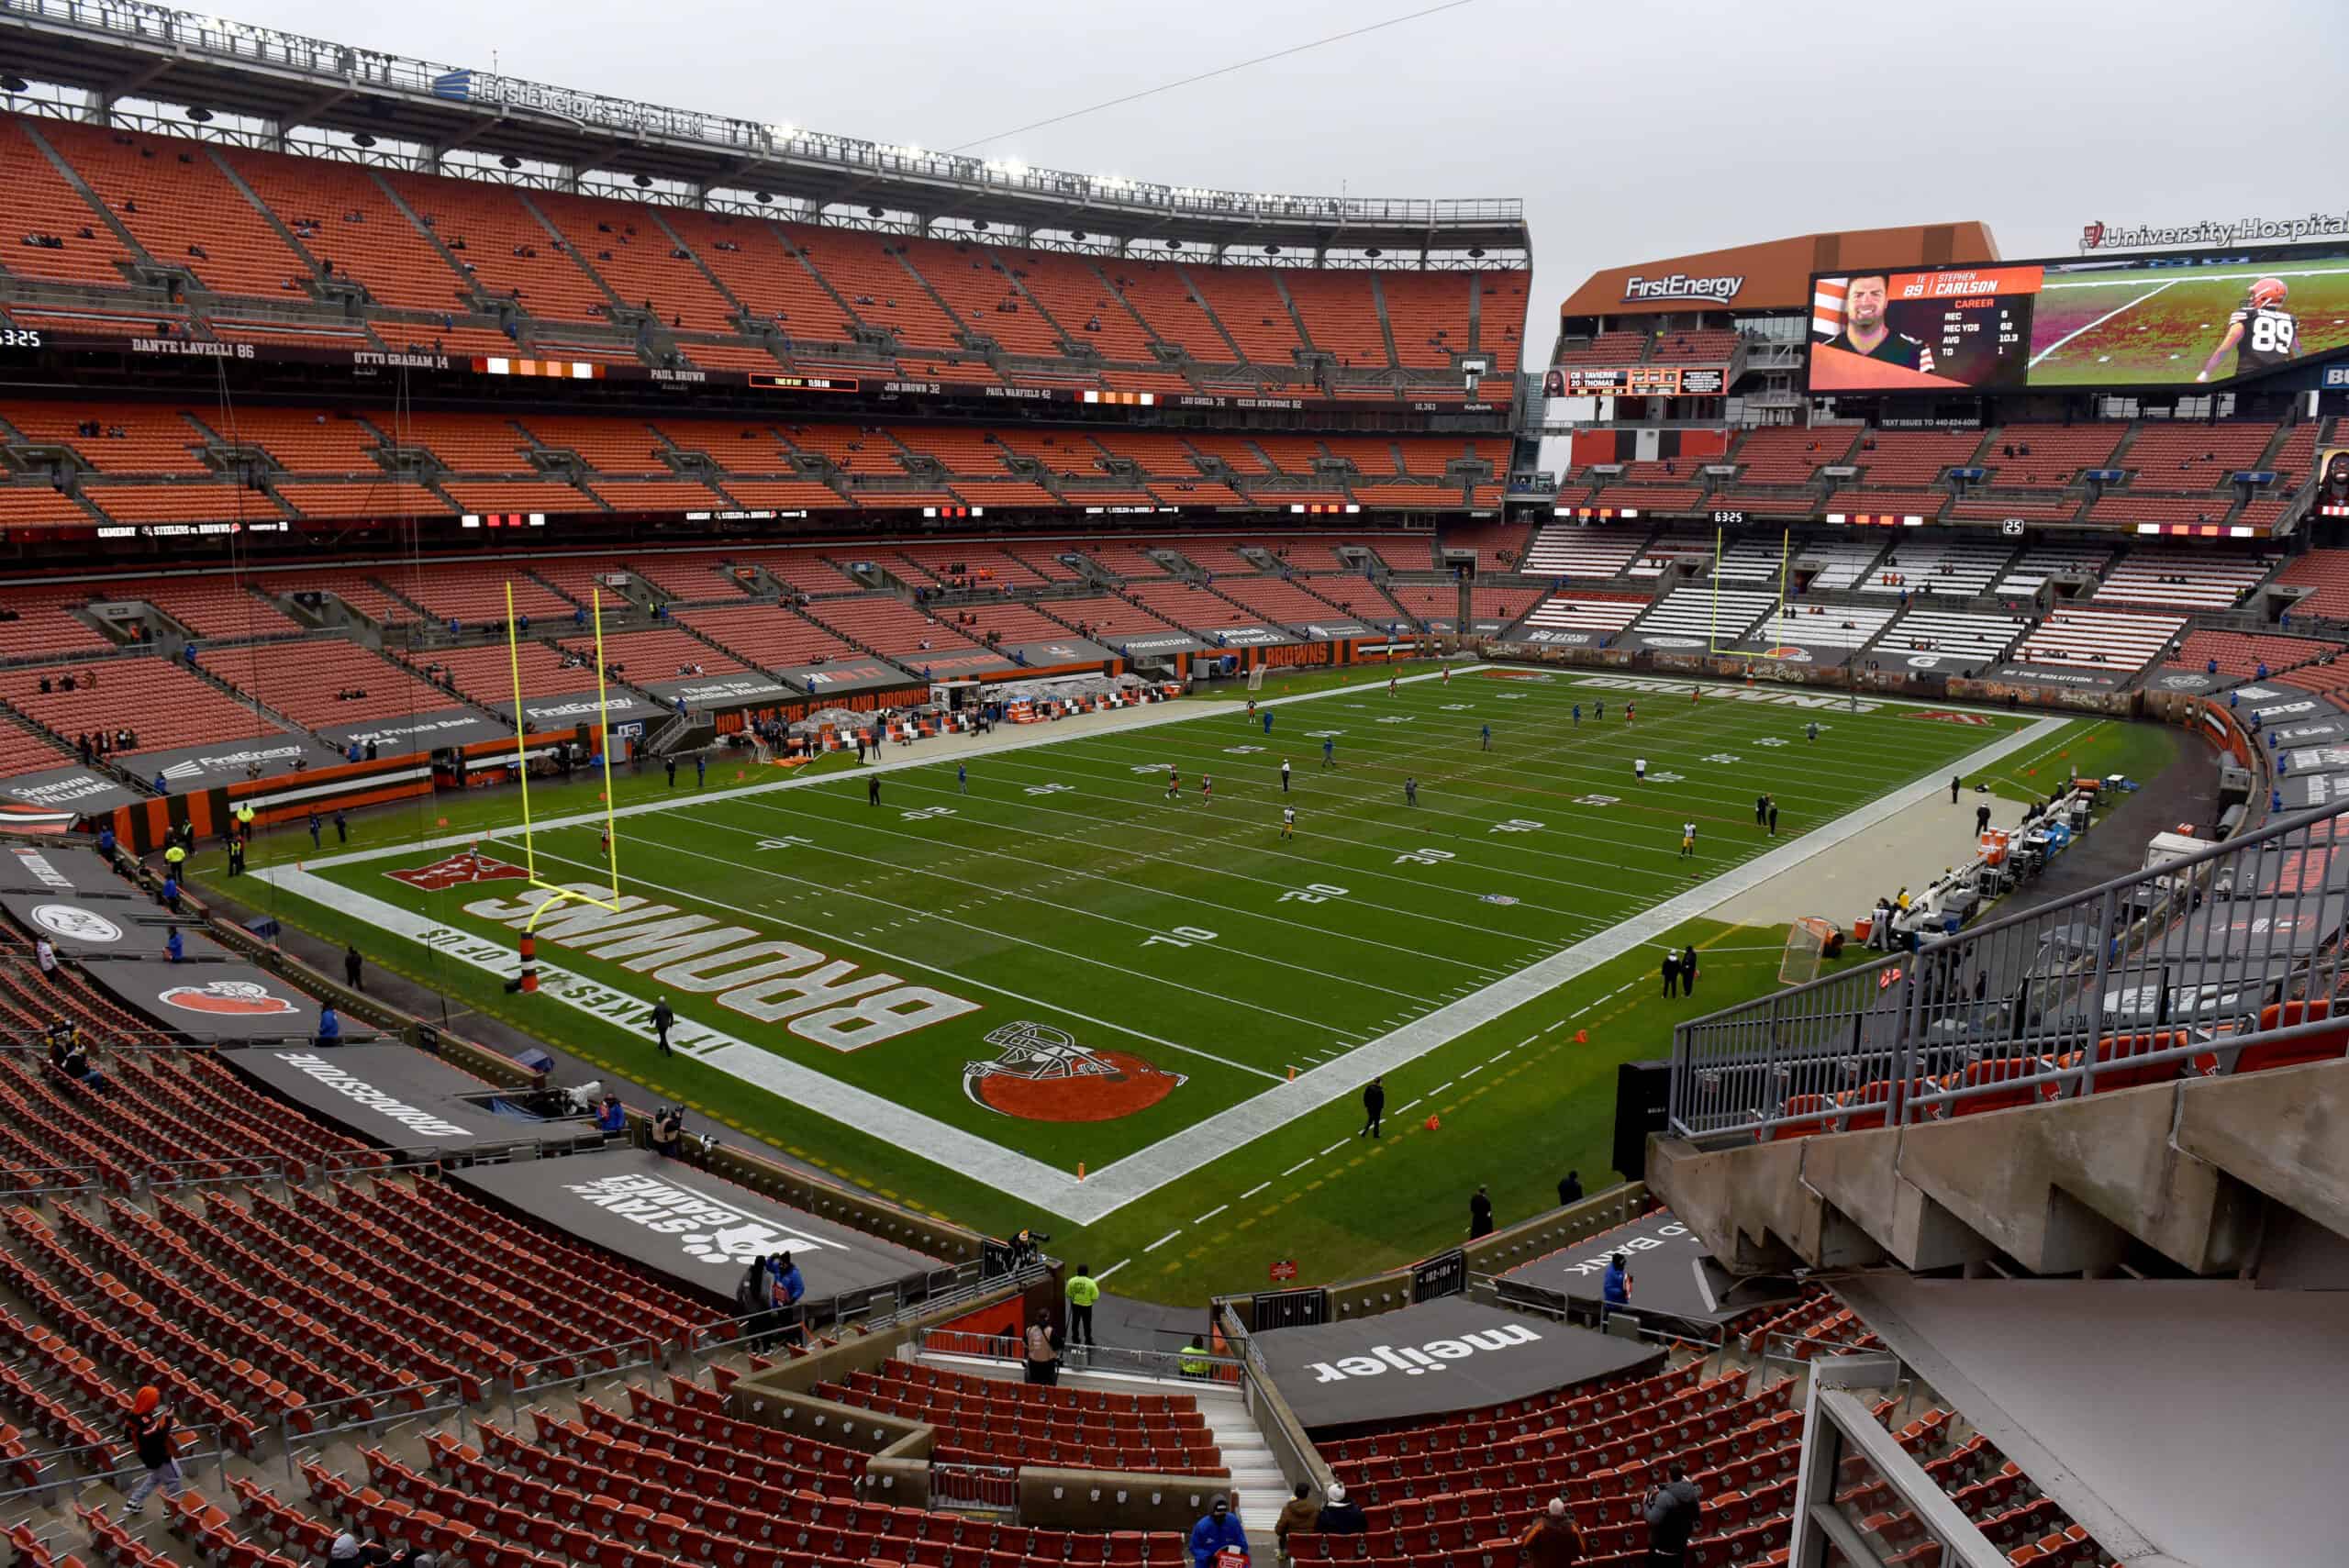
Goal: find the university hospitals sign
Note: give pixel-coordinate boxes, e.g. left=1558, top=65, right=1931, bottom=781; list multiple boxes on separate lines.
left=2080, top=212, right=2349, bottom=250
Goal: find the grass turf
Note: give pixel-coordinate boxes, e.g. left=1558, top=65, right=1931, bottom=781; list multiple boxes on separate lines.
left=217, top=667, right=2057, bottom=1303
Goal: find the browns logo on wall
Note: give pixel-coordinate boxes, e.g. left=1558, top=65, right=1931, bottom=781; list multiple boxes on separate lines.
left=963, top=1020, right=1186, bottom=1122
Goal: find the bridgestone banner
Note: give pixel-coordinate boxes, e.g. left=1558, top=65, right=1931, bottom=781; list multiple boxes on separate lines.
left=1251, top=1296, right=1663, bottom=1429
left=448, top=1147, right=941, bottom=1307
left=224, top=1042, right=585, bottom=1152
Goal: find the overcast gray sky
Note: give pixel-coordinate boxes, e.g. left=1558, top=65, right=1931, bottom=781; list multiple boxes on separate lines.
left=218, top=0, right=2347, bottom=366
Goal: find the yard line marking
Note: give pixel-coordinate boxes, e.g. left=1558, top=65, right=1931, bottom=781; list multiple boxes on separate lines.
left=1194, top=1205, right=1229, bottom=1225
left=1516, top=1035, right=1537, bottom=1048
left=1320, top=1140, right=1348, bottom=1155
left=1238, top=1183, right=1269, bottom=1201
left=1282, top=1159, right=1314, bottom=1176
left=1461, top=1064, right=1485, bottom=1077
left=1096, top=1258, right=1130, bottom=1283
left=1396, top=1098, right=1421, bottom=1112
left=1434, top=1080, right=1455, bottom=1093
left=1547, top=1020, right=1566, bottom=1033
left=2029, top=279, right=2178, bottom=369
left=1143, top=1231, right=1183, bottom=1253
left=1570, top=1004, right=1593, bottom=1018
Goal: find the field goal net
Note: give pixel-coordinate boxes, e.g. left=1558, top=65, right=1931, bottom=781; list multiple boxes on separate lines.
left=1779, top=917, right=1842, bottom=985
left=1246, top=666, right=1268, bottom=691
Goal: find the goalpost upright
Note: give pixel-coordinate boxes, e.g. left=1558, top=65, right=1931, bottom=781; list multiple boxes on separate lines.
left=505, top=581, right=624, bottom=988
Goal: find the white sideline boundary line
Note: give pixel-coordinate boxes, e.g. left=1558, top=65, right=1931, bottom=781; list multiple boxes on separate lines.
left=253, top=673, right=2066, bottom=1226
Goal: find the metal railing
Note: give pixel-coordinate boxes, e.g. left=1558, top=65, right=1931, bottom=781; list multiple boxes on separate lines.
left=0, top=1425, right=228, bottom=1510
left=276, top=1378, right=470, bottom=1475
left=915, top=1328, right=1245, bottom=1387
left=1670, top=797, right=2349, bottom=1140
left=4, top=0, right=1527, bottom=238
left=930, top=1462, right=1019, bottom=1509
left=499, top=1337, right=662, bottom=1424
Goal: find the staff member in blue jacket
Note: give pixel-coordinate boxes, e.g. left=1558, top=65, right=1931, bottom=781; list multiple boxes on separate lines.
left=1190, top=1494, right=1248, bottom=1568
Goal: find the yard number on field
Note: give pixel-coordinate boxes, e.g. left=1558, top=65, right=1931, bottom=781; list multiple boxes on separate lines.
left=1277, top=883, right=1350, bottom=905
left=1573, top=794, right=1621, bottom=807
left=1142, top=925, right=1219, bottom=949
left=1024, top=783, right=1072, bottom=796
left=755, top=836, right=813, bottom=851
left=903, top=806, right=957, bottom=821
left=1491, top=818, right=1542, bottom=834
left=1702, top=752, right=1742, bottom=765
left=1225, top=744, right=1264, bottom=754
left=1396, top=846, right=1455, bottom=866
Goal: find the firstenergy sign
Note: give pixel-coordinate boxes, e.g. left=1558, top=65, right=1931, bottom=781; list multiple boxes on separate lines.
left=1622, top=272, right=1744, bottom=306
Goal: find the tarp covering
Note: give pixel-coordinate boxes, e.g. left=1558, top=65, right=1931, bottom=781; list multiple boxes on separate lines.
left=449, top=1147, right=940, bottom=1307
left=82, top=955, right=330, bottom=1042
left=1500, top=1210, right=1805, bottom=1329
left=1252, top=1296, right=1663, bottom=1429
left=223, top=1042, right=584, bottom=1152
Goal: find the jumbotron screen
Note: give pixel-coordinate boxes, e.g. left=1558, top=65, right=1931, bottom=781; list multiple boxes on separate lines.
left=1806, top=246, right=2349, bottom=394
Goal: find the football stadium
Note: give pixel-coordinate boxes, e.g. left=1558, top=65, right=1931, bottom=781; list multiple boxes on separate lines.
left=0, top=6, right=2341, bottom=1567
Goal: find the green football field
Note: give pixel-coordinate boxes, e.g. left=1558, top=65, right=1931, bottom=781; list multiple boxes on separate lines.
left=229, top=663, right=2089, bottom=1302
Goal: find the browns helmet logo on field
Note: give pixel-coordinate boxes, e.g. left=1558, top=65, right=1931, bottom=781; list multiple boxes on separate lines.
left=389, top=849, right=529, bottom=892
left=963, top=1021, right=1186, bottom=1122
left=157, top=979, right=298, bottom=1017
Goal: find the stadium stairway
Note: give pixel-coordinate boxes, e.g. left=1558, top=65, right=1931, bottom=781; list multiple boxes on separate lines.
left=912, top=1349, right=1286, bottom=1511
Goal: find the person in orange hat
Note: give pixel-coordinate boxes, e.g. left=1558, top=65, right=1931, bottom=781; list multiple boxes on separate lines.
left=120, top=1385, right=183, bottom=1515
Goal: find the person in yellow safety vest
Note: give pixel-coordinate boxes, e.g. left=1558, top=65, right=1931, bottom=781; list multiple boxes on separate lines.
left=162, top=842, right=186, bottom=875
left=1065, top=1264, right=1099, bottom=1349
left=236, top=804, right=256, bottom=830
left=1179, top=1334, right=1211, bottom=1380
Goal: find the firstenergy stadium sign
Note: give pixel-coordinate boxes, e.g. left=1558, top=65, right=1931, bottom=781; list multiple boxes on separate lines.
left=1622, top=272, right=1745, bottom=306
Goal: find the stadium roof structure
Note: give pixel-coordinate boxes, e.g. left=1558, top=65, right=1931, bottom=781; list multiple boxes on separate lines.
left=0, top=0, right=1531, bottom=262
left=1558, top=221, right=2000, bottom=317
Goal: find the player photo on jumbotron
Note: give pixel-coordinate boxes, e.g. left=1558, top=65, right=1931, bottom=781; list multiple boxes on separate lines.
left=1809, top=266, right=2042, bottom=393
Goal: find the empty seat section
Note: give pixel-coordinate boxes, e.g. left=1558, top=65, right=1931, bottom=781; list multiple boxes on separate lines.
left=1520, top=593, right=1648, bottom=636
left=1041, top=595, right=1181, bottom=640
left=1102, top=259, right=1225, bottom=358
left=2093, top=547, right=2274, bottom=609
left=389, top=412, right=536, bottom=473
left=811, top=596, right=985, bottom=659
left=0, top=657, right=286, bottom=757
left=40, top=122, right=307, bottom=298
left=2011, top=607, right=2185, bottom=671
left=1552, top=329, right=1649, bottom=368
left=1872, top=610, right=2029, bottom=662
left=0, top=585, right=112, bottom=661
left=83, top=574, right=302, bottom=639
left=1752, top=602, right=1897, bottom=651
left=1978, top=424, right=2121, bottom=486
left=2122, top=422, right=2277, bottom=489
left=1993, top=544, right=2111, bottom=595
left=1121, top=581, right=1268, bottom=632
left=382, top=562, right=572, bottom=624
left=380, top=170, right=612, bottom=322
left=675, top=604, right=854, bottom=667
left=0, top=484, right=93, bottom=532
left=1632, top=587, right=1776, bottom=642
left=1732, top=426, right=1858, bottom=483
left=2171, top=628, right=2329, bottom=680
left=1211, top=577, right=1341, bottom=628
left=1522, top=523, right=1652, bottom=578
left=258, top=572, right=413, bottom=626
left=0, top=117, right=139, bottom=286
left=1857, top=540, right=2013, bottom=596
left=1476, top=269, right=1530, bottom=360
left=1852, top=428, right=1981, bottom=484
left=1823, top=488, right=1946, bottom=520
left=5, top=402, right=208, bottom=474
left=1282, top=271, right=1387, bottom=369
left=279, top=482, right=451, bottom=520
left=216, top=147, right=465, bottom=311
left=1185, top=264, right=1303, bottom=365
left=529, top=191, right=735, bottom=332
left=898, top=238, right=1063, bottom=357
left=660, top=210, right=856, bottom=339
left=409, top=642, right=601, bottom=708
left=567, top=627, right=748, bottom=676
left=790, top=228, right=959, bottom=350
left=991, top=250, right=1154, bottom=361
left=2274, top=548, right=2349, bottom=619
left=221, top=640, right=452, bottom=728
left=1379, top=272, right=1475, bottom=369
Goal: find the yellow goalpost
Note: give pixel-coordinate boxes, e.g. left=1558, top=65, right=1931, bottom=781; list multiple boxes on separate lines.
left=504, top=581, right=622, bottom=991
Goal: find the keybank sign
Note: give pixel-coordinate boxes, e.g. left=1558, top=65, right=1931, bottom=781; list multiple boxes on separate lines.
left=1306, top=1322, right=1541, bottom=1383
